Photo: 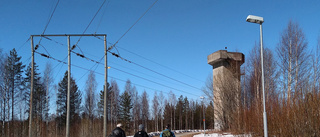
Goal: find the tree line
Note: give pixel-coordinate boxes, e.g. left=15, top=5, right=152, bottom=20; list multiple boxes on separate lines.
left=0, top=49, right=211, bottom=137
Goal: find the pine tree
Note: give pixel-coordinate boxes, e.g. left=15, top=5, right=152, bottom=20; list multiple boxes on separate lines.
left=24, top=62, right=46, bottom=119
left=5, top=48, right=25, bottom=121
left=56, top=71, right=81, bottom=127
left=24, top=62, right=47, bottom=137
left=175, top=95, right=184, bottom=130
left=183, top=97, right=189, bottom=129
left=119, top=91, right=132, bottom=131
left=141, top=90, right=149, bottom=131
left=97, top=82, right=112, bottom=117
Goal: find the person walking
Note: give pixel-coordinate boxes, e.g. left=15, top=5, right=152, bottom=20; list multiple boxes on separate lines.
left=134, top=124, right=148, bottom=137
left=109, top=123, right=126, bottom=137
left=160, top=124, right=175, bottom=137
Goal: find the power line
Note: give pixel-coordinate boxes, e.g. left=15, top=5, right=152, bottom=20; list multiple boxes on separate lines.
left=72, top=49, right=192, bottom=90
left=111, top=67, right=199, bottom=96
left=117, top=45, right=206, bottom=83
left=38, top=44, right=52, bottom=57
left=109, top=60, right=177, bottom=85
left=36, top=34, right=106, bottom=86
left=76, top=55, right=104, bottom=83
left=108, top=0, right=159, bottom=51
left=34, top=51, right=199, bottom=97
left=93, top=37, right=205, bottom=86
left=53, top=61, right=66, bottom=81
left=73, top=48, right=202, bottom=94
left=17, top=37, right=31, bottom=52
left=108, top=76, right=173, bottom=95
left=42, top=36, right=66, bottom=46
left=95, top=0, right=110, bottom=34
left=74, top=0, right=107, bottom=54
left=38, top=0, right=60, bottom=45
left=35, top=51, right=66, bottom=65
left=107, top=50, right=203, bottom=92
left=22, top=56, right=31, bottom=65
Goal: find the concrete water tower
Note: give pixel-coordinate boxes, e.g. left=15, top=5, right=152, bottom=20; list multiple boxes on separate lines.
left=207, top=50, right=244, bottom=129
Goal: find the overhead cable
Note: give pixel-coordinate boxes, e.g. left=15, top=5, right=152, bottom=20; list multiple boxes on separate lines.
left=117, top=45, right=205, bottom=83
left=35, top=51, right=198, bottom=97
left=107, top=51, right=203, bottom=92
left=74, top=0, right=107, bottom=55
left=95, top=0, right=110, bottom=33
left=108, top=0, right=159, bottom=51
left=38, top=0, right=60, bottom=45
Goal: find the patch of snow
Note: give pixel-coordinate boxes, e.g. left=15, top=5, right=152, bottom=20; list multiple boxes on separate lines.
left=194, top=133, right=251, bottom=137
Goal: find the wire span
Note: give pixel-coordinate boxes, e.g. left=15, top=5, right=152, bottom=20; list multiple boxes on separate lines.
left=34, top=51, right=199, bottom=97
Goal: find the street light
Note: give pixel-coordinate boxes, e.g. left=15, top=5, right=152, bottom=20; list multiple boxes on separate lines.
left=246, top=15, right=268, bottom=137
left=200, top=96, right=205, bottom=136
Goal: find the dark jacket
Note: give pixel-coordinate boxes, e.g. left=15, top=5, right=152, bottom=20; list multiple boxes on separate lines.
left=110, top=127, right=126, bottom=137
left=134, top=130, right=148, bottom=137
left=160, top=129, right=175, bottom=137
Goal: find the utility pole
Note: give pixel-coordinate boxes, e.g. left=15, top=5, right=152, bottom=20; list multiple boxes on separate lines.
left=29, top=34, right=106, bottom=137
left=28, top=36, right=34, bottom=137
left=66, top=36, right=71, bottom=137
left=103, top=35, right=108, bottom=137
left=200, top=96, right=205, bottom=136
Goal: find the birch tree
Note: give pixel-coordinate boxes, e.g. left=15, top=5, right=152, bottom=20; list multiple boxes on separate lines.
left=152, top=91, right=159, bottom=131
left=131, top=86, right=140, bottom=133
left=158, top=91, right=164, bottom=130
left=84, top=71, right=97, bottom=118
left=42, top=62, right=53, bottom=122
left=277, top=21, right=309, bottom=105
left=0, top=49, right=6, bottom=136
left=84, top=71, right=97, bottom=136
left=168, top=91, right=176, bottom=130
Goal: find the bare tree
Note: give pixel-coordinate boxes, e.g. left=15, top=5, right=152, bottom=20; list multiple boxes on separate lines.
left=277, top=21, right=310, bottom=105
left=84, top=71, right=97, bottom=118
left=42, top=61, right=53, bottom=134
left=84, top=71, right=97, bottom=136
left=168, top=91, right=176, bottom=130
left=0, top=49, right=7, bottom=136
left=202, top=75, right=214, bottom=103
left=311, top=36, right=320, bottom=95
left=152, top=91, right=159, bottom=131
left=131, top=86, right=141, bottom=133
left=110, top=79, right=120, bottom=128
left=158, top=91, right=164, bottom=130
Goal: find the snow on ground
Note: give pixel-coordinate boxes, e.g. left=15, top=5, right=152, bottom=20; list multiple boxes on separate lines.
left=194, top=133, right=251, bottom=137
left=128, top=130, right=251, bottom=137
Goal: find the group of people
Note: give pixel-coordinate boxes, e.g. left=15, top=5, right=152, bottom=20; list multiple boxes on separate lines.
left=109, top=123, right=175, bottom=137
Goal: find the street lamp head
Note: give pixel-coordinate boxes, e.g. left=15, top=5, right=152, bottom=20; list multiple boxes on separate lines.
left=246, top=15, right=264, bottom=24
left=200, top=96, right=204, bottom=99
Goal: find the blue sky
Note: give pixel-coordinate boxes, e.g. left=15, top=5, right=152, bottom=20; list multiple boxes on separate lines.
left=1, top=0, right=320, bottom=109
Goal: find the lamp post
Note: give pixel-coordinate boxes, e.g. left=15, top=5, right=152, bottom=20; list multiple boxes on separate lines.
left=246, top=15, right=268, bottom=137
left=200, top=96, right=205, bottom=136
